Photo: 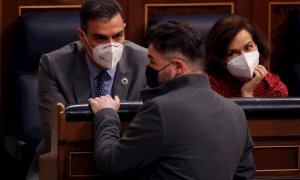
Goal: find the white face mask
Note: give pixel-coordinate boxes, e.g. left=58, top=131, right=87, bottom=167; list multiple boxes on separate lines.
left=92, top=42, right=124, bottom=69
left=81, top=29, right=124, bottom=69
left=226, top=50, right=259, bottom=80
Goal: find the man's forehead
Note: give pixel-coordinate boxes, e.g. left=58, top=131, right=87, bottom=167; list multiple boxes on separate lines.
left=90, top=30, right=124, bottom=37
left=86, top=15, right=124, bottom=35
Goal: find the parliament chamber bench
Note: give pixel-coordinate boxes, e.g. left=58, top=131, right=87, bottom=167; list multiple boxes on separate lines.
left=40, top=98, right=300, bottom=180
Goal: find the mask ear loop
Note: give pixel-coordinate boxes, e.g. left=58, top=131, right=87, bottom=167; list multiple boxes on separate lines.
left=79, top=28, right=96, bottom=60
left=221, top=59, right=228, bottom=70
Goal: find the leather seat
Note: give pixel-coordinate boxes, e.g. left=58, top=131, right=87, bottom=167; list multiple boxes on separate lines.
left=3, top=12, right=80, bottom=179
left=65, top=98, right=300, bottom=120
left=147, top=14, right=230, bottom=40
left=276, top=8, right=300, bottom=96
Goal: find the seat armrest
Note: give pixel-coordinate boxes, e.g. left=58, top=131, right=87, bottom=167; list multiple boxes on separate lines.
left=39, top=103, right=65, bottom=180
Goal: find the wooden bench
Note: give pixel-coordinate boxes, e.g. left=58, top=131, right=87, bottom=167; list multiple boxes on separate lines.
left=40, top=98, right=300, bottom=179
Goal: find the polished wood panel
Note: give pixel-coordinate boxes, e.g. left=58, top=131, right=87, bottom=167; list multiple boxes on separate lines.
left=39, top=103, right=300, bottom=179
left=254, top=146, right=299, bottom=170
left=3, top=0, right=300, bottom=175
left=19, top=5, right=81, bottom=15
left=69, top=151, right=97, bottom=176
left=40, top=103, right=132, bottom=180
left=248, top=113, right=300, bottom=177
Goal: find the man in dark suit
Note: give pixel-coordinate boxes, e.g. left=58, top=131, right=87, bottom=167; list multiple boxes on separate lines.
left=27, top=0, right=148, bottom=179
left=88, top=21, right=256, bottom=179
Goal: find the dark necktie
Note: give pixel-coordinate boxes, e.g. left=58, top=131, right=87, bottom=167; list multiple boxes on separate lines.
left=95, top=71, right=110, bottom=97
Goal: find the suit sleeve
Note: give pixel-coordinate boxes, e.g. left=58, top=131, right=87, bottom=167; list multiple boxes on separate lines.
left=94, top=101, right=164, bottom=177
left=233, top=128, right=256, bottom=179
left=38, top=54, right=67, bottom=150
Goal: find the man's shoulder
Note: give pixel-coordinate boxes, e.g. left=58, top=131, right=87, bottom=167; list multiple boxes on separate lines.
left=46, top=41, right=83, bottom=56
left=40, top=41, right=84, bottom=65
left=39, top=41, right=85, bottom=72
left=124, top=40, right=147, bottom=56
left=122, top=40, right=148, bottom=67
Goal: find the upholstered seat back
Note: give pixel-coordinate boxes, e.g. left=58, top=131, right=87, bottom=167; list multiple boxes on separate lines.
left=147, top=14, right=230, bottom=40
left=279, top=8, right=300, bottom=96
left=14, top=13, right=80, bottom=71
left=6, top=12, right=80, bottom=163
left=14, top=12, right=79, bottom=140
left=4, top=12, right=80, bottom=179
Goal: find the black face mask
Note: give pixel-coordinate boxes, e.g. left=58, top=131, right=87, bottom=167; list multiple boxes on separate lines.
left=146, top=62, right=173, bottom=88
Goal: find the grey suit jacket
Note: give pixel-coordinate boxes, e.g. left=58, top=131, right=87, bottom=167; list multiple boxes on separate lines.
left=94, top=74, right=255, bottom=180
left=28, top=40, right=148, bottom=179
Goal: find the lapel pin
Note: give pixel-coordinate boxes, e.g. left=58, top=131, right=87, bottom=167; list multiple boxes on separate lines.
left=121, top=78, right=128, bottom=85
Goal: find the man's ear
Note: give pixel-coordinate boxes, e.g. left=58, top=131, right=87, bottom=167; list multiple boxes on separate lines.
left=77, top=28, right=85, bottom=44
left=173, top=59, right=184, bottom=75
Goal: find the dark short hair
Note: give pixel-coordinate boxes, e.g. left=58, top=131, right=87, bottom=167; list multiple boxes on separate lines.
left=205, top=15, right=269, bottom=75
left=80, top=0, right=125, bottom=32
left=146, top=21, right=205, bottom=69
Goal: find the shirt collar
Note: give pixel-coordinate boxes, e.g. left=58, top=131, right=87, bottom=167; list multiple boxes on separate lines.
left=86, top=55, right=117, bottom=80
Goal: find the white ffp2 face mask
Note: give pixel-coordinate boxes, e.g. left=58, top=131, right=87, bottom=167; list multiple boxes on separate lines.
left=226, top=50, right=260, bottom=80
left=92, top=42, right=124, bottom=70
left=80, top=29, right=124, bottom=70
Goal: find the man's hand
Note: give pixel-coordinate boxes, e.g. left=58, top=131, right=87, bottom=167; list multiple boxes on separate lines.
left=241, top=65, right=268, bottom=97
left=88, top=95, right=120, bottom=114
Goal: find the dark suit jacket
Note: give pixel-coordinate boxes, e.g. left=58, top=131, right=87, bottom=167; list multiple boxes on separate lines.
left=94, top=74, right=255, bottom=180
left=28, top=40, right=148, bottom=179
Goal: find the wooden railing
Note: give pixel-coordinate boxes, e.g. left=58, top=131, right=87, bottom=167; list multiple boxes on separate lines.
left=40, top=98, right=300, bottom=180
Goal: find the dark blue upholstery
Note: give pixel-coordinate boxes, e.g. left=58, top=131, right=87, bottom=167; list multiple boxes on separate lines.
left=12, top=12, right=79, bottom=145
left=4, top=12, right=80, bottom=178
left=65, top=98, right=300, bottom=121
left=16, top=72, right=42, bottom=140
left=13, top=12, right=79, bottom=139
left=292, top=64, right=300, bottom=96
left=147, top=14, right=230, bottom=40
left=13, top=13, right=80, bottom=71
left=277, top=8, right=300, bottom=96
